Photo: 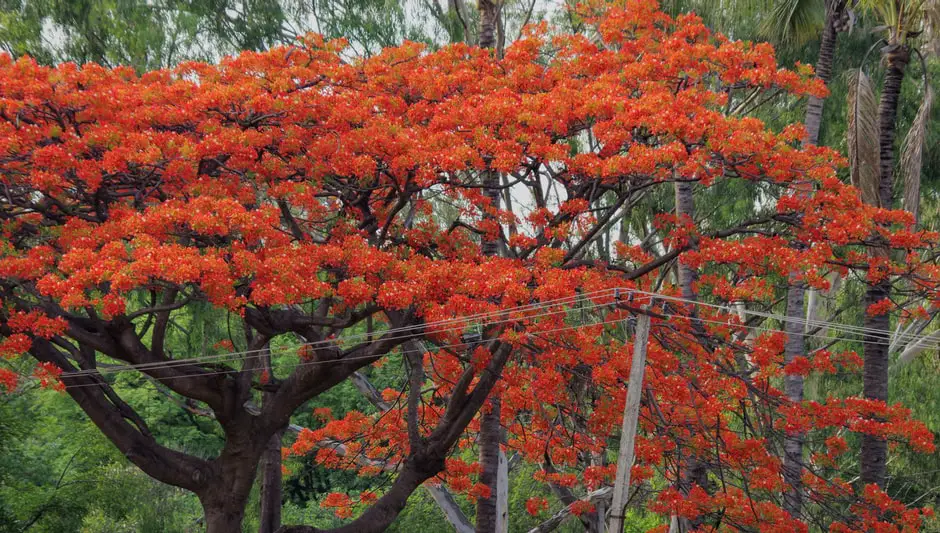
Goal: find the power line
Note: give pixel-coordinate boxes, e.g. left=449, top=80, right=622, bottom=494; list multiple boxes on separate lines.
left=60, top=310, right=640, bottom=390
left=630, top=289, right=928, bottom=343
left=55, top=286, right=939, bottom=387
left=63, top=290, right=623, bottom=378
left=58, top=287, right=939, bottom=380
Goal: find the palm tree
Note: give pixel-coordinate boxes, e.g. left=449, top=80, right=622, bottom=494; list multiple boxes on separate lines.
left=661, top=1, right=855, bottom=521
left=856, top=0, right=937, bottom=488
left=759, top=1, right=853, bottom=142
left=759, top=0, right=852, bottom=518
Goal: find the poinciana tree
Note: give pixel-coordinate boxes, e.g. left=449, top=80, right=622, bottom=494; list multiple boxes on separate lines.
left=0, top=2, right=936, bottom=533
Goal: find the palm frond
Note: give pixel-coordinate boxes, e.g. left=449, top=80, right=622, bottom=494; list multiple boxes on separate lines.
left=924, top=0, right=940, bottom=54
left=846, top=68, right=881, bottom=206
left=759, top=0, right=826, bottom=47
left=861, top=0, right=940, bottom=43
left=899, top=84, right=933, bottom=221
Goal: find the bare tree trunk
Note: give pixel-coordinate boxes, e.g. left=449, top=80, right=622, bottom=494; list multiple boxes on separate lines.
left=782, top=276, right=805, bottom=516
left=673, top=179, right=706, bottom=532
left=429, top=486, right=475, bottom=533
left=783, top=5, right=845, bottom=515
left=476, top=396, right=502, bottom=533
left=476, top=3, right=505, bottom=529
left=496, top=449, right=508, bottom=533
left=479, top=0, right=499, bottom=50
left=861, top=46, right=909, bottom=488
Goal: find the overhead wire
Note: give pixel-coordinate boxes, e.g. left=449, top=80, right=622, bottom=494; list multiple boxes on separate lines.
left=58, top=287, right=938, bottom=381
left=631, top=289, right=926, bottom=342
left=55, top=286, right=939, bottom=389
left=63, top=289, right=624, bottom=378
left=60, top=307, right=641, bottom=390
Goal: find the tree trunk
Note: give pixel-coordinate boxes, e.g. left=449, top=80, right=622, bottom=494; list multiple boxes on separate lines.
left=798, top=1, right=842, bottom=333
left=259, top=344, right=284, bottom=533
left=783, top=5, right=845, bottom=515
left=260, top=430, right=285, bottom=533
left=675, top=180, right=697, bottom=303
left=478, top=0, right=499, bottom=50
left=476, top=397, right=502, bottom=533
left=861, top=45, right=909, bottom=488
left=800, top=2, right=845, bottom=334
left=476, top=167, right=504, bottom=533
left=37, top=334, right=272, bottom=533
left=199, top=415, right=274, bottom=533
left=476, top=3, right=505, bottom=528
left=429, top=486, right=476, bottom=533
left=204, top=503, right=249, bottom=533
left=802, top=1, right=843, bottom=146
left=861, top=281, right=892, bottom=488
left=496, top=449, right=508, bottom=533
left=875, top=49, right=909, bottom=210
left=782, top=276, right=805, bottom=517
left=674, top=178, right=706, bottom=532
left=201, top=461, right=260, bottom=533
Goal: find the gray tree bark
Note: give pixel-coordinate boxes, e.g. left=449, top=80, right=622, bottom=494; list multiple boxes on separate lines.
left=783, top=3, right=846, bottom=516
left=476, top=3, right=507, bottom=530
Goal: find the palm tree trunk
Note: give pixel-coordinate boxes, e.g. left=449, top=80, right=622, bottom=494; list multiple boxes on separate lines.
left=861, top=46, right=909, bottom=488
left=784, top=2, right=845, bottom=517
left=802, top=1, right=843, bottom=146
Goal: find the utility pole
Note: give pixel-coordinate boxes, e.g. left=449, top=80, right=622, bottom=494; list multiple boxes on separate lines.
left=608, top=308, right=651, bottom=533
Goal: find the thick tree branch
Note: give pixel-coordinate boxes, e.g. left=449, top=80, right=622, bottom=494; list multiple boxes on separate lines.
left=31, top=338, right=212, bottom=493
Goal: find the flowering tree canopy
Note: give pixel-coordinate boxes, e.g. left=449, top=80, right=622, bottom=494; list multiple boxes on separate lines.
left=0, top=1, right=936, bottom=532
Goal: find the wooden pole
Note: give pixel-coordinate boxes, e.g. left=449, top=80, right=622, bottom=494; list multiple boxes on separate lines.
left=608, top=308, right=651, bottom=533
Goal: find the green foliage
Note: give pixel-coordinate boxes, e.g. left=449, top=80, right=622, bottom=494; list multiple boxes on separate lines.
left=308, top=0, right=435, bottom=54
left=0, top=0, right=296, bottom=71
left=0, top=388, right=203, bottom=532
left=759, top=0, right=827, bottom=48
